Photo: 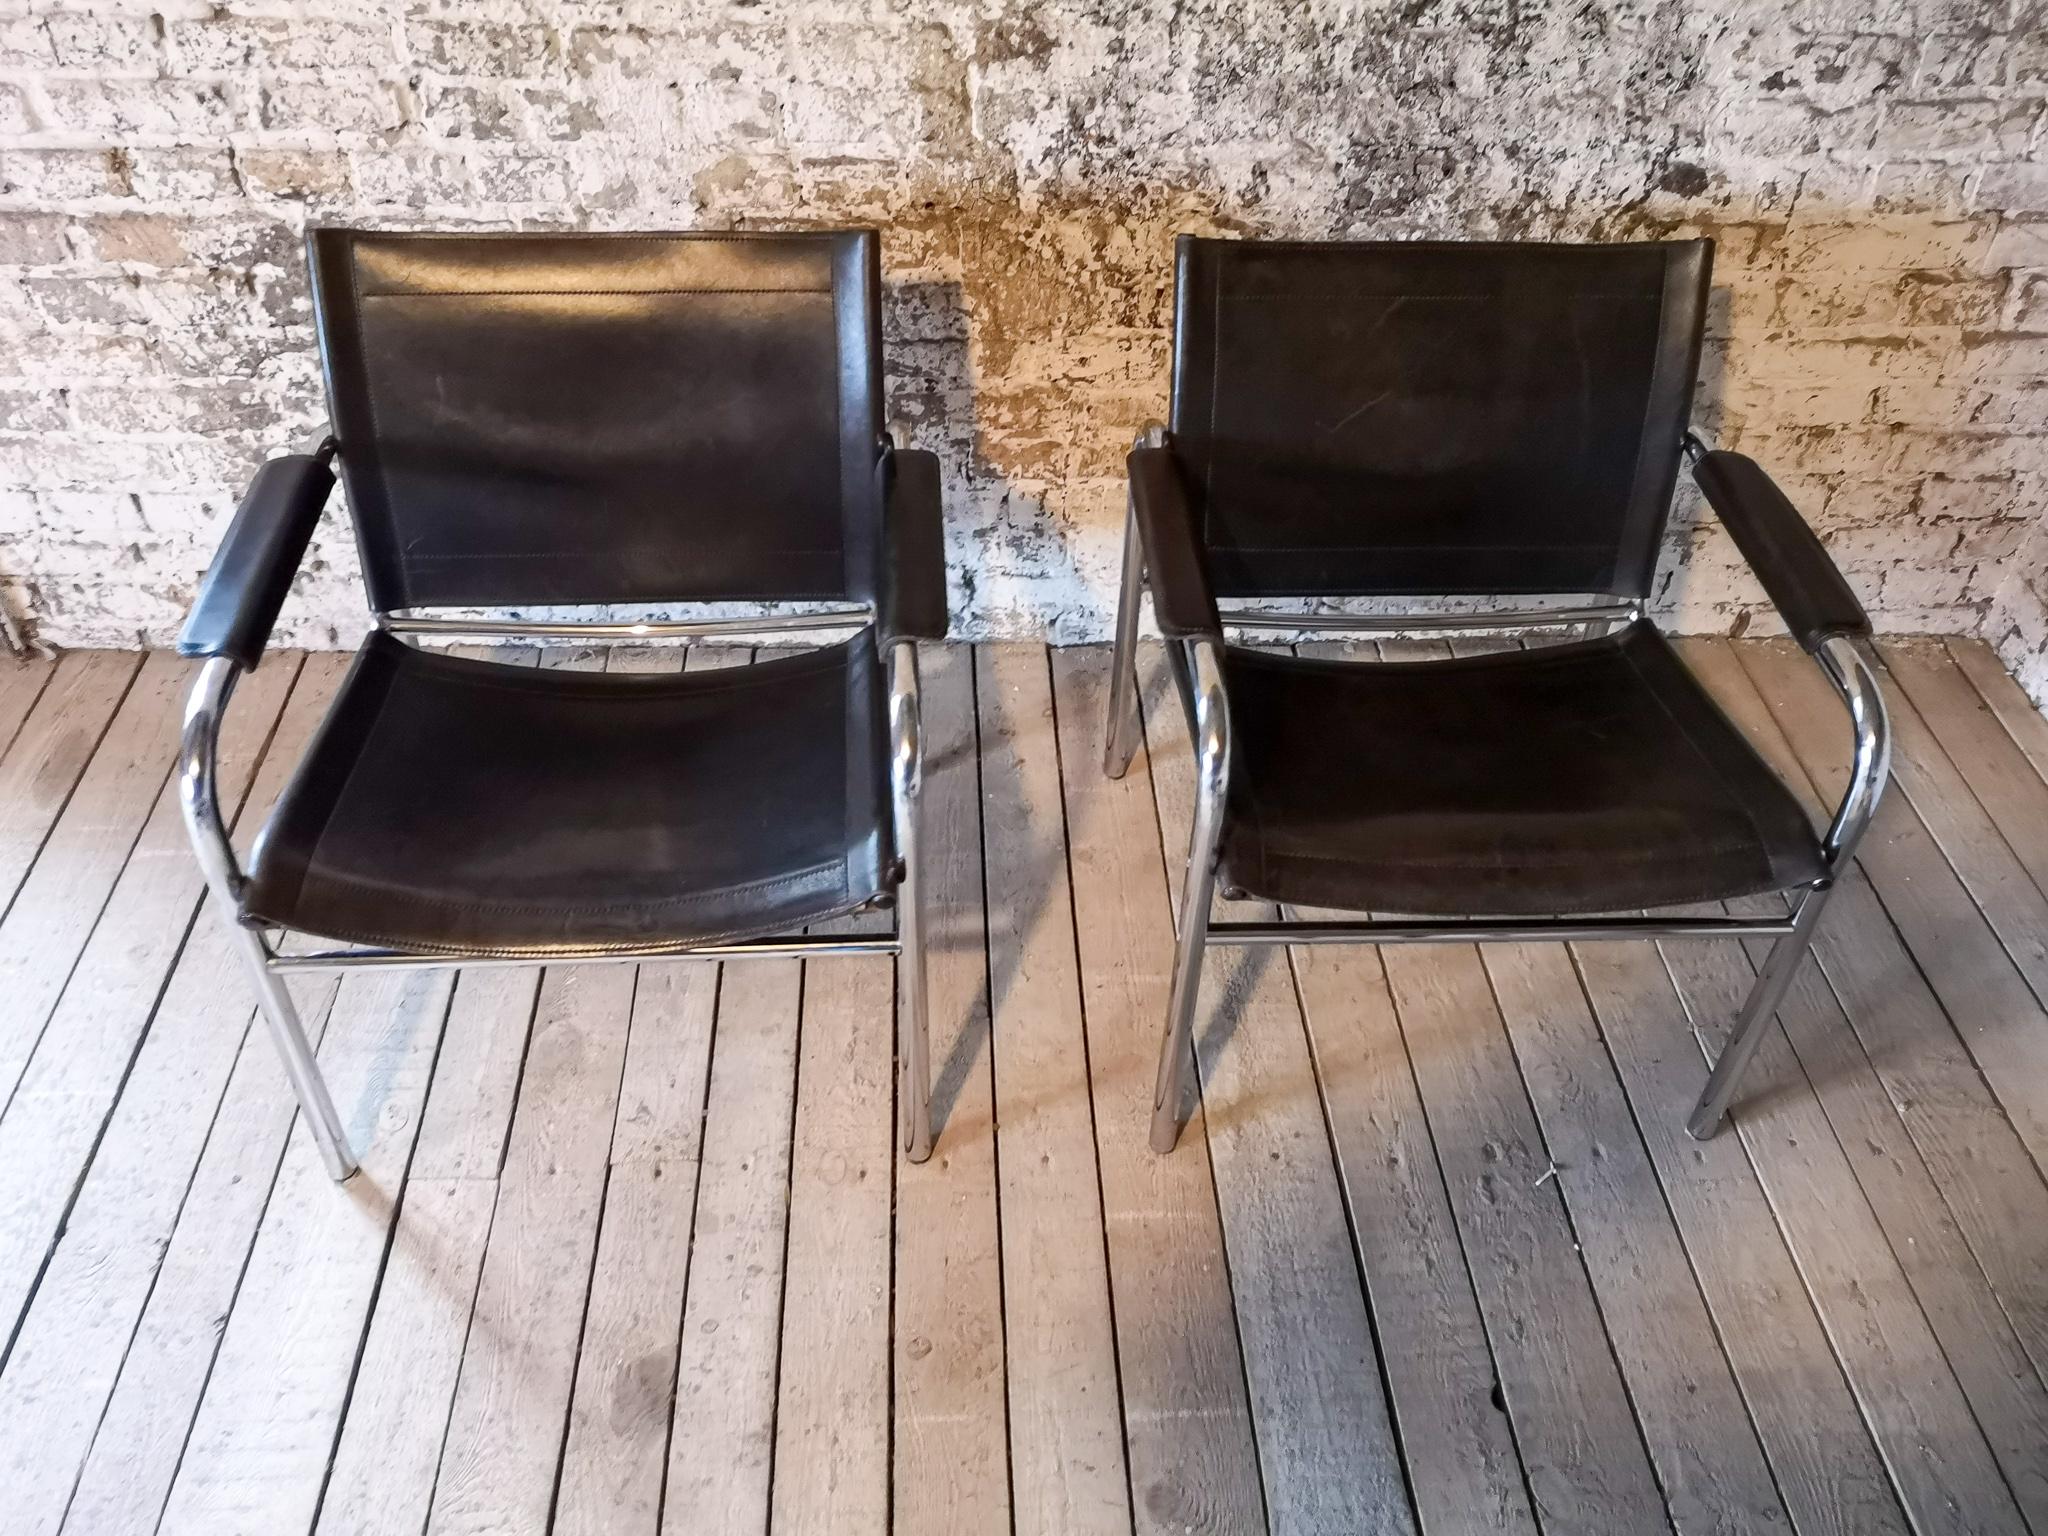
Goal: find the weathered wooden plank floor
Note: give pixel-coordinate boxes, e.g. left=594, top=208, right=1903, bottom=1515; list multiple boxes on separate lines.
left=2, top=635, right=2047, bottom=1536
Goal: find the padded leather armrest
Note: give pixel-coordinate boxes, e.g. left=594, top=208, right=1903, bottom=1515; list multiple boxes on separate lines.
left=178, top=453, right=335, bottom=669
left=1128, top=446, right=1221, bottom=640
left=878, top=448, right=948, bottom=643
left=1693, top=450, right=1869, bottom=651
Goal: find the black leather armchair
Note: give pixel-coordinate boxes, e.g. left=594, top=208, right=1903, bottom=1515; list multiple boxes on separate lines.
left=178, top=228, right=948, bottom=1180
left=1107, top=236, right=1889, bottom=1154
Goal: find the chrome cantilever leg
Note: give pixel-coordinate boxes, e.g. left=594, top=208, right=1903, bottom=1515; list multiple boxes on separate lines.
left=890, top=641, right=934, bottom=1164
left=1686, top=633, right=1891, bottom=1140
left=1151, top=638, right=1230, bottom=1154
left=180, top=657, right=356, bottom=1181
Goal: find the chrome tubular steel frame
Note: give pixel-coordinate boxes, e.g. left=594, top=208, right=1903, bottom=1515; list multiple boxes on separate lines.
left=1683, top=632, right=1889, bottom=1139
left=889, top=638, right=935, bottom=1163
left=1216, top=600, right=1642, bottom=633
left=181, top=656, right=358, bottom=1180
left=1106, top=431, right=1892, bottom=1155
left=1150, top=636, right=1230, bottom=1151
left=181, top=605, right=936, bottom=1180
left=376, top=608, right=874, bottom=643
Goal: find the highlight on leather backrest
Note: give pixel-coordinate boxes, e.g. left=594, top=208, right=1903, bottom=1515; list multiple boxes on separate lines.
left=308, top=228, right=885, bottom=613
left=1166, top=235, right=1713, bottom=602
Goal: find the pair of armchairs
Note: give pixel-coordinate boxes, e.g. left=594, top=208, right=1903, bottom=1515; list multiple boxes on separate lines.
left=179, top=229, right=1886, bottom=1183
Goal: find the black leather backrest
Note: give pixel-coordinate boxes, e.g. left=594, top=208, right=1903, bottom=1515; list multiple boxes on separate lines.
left=1168, top=236, right=1711, bottom=600
left=310, top=229, right=883, bottom=611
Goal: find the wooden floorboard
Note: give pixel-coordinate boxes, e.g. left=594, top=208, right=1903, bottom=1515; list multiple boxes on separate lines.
left=0, top=639, right=2044, bottom=1534
left=0, top=650, right=186, bottom=1110
left=0, top=653, right=317, bottom=1536
left=1559, top=923, right=1914, bottom=1536
left=155, top=963, right=457, bottom=1536
left=1140, top=641, right=1417, bottom=1535
left=315, top=647, right=544, bottom=1536
left=1736, top=641, right=2048, bottom=1177
left=1947, top=637, right=2048, bottom=788
left=1882, top=640, right=2048, bottom=975
left=1050, top=645, right=1268, bottom=1536
left=1684, top=642, right=2048, bottom=1405
left=1280, top=644, right=1540, bottom=1536
left=0, top=650, right=135, bottom=920
left=1686, top=641, right=2048, bottom=1531
left=1435, top=636, right=1795, bottom=1536
left=0, top=650, right=59, bottom=770
left=422, top=647, right=637, bottom=1536
left=894, top=642, right=1011, bottom=1536
left=1862, top=646, right=2048, bottom=1016
left=1365, top=642, right=1670, bottom=1536
left=977, top=643, right=1130, bottom=1536
left=661, top=917, right=802, bottom=1534
left=0, top=653, right=299, bottom=1355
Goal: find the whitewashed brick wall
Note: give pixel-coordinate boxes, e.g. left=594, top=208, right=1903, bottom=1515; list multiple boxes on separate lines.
left=1, top=0, right=2045, bottom=700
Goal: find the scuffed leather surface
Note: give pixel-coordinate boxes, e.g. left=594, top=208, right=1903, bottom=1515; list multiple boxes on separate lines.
left=1168, top=237, right=1709, bottom=601
left=177, top=453, right=334, bottom=669
left=309, top=228, right=885, bottom=611
left=1127, top=445, right=1221, bottom=639
left=1215, top=623, right=1826, bottom=916
left=878, top=447, right=947, bottom=642
left=1694, top=449, right=1870, bottom=651
left=244, top=632, right=889, bottom=955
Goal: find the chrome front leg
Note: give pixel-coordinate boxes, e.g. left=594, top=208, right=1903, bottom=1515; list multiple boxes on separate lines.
left=180, top=657, right=355, bottom=1180
left=1686, top=633, right=1890, bottom=1140
left=889, top=640, right=934, bottom=1164
left=1151, top=638, right=1230, bottom=1154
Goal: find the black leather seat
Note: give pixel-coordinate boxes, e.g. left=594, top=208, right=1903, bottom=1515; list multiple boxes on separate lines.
left=1218, top=625, right=1826, bottom=917
left=243, top=632, right=887, bottom=955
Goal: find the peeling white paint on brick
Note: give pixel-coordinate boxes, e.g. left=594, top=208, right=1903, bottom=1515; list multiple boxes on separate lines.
left=0, top=0, right=2045, bottom=704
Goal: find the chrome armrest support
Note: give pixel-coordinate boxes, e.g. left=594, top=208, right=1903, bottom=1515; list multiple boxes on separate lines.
left=888, top=639, right=922, bottom=804
left=1813, top=633, right=1891, bottom=870
left=1150, top=634, right=1231, bottom=1150
left=1187, top=636, right=1231, bottom=859
left=179, top=655, right=249, bottom=913
left=886, top=637, right=934, bottom=1161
